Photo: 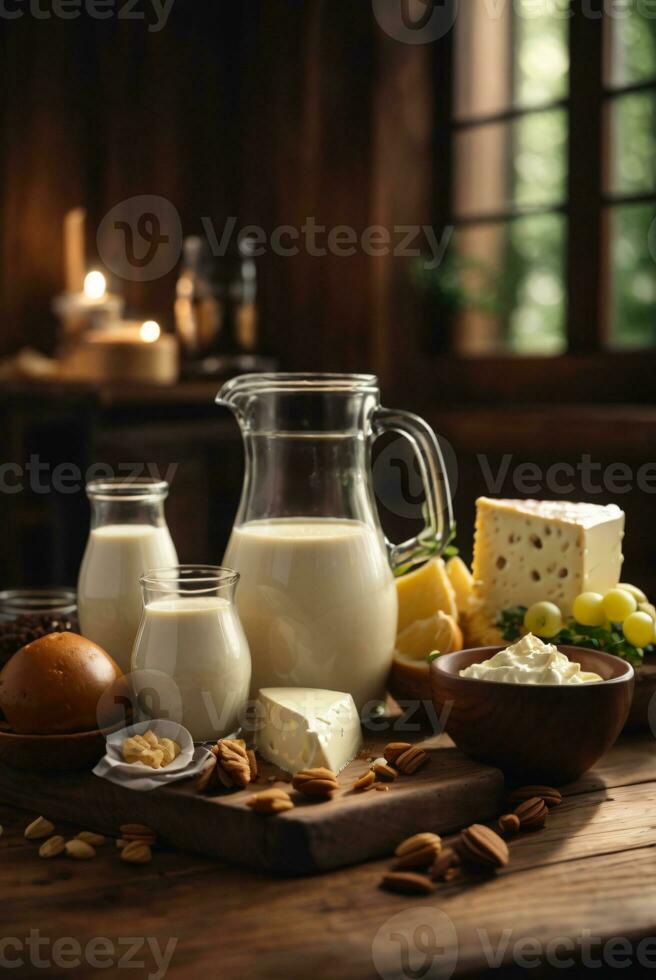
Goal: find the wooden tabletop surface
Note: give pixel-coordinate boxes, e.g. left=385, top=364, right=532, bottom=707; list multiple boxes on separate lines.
left=3, top=732, right=656, bottom=979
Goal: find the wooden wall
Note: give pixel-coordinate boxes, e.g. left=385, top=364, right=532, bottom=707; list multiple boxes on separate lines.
left=0, top=1, right=433, bottom=383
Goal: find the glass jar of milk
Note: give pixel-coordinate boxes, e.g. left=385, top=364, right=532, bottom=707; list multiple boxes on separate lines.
left=131, top=566, right=251, bottom=742
left=77, top=479, right=178, bottom=672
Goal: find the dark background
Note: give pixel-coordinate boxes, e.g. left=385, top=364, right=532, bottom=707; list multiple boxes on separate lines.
left=1, top=1, right=655, bottom=593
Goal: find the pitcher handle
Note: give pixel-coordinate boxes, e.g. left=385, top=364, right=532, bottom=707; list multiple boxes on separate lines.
left=373, top=407, right=454, bottom=575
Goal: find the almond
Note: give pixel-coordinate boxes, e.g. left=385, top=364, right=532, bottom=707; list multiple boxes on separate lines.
left=395, top=746, right=428, bottom=775
left=39, top=835, right=65, bottom=859
left=514, top=796, right=548, bottom=831
left=25, top=817, right=54, bottom=840
left=381, top=871, right=435, bottom=895
left=498, top=813, right=521, bottom=837
left=76, top=831, right=107, bottom=846
left=292, top=767, right=339, bottom=797
left=65, top=839, right=96, bottom=860
left=121, top=841, right=152, bottom=864
left=456, top=824, right=509, bottom=869
left=383, top=742, right=412, bottom=764
left=247, top=788, right=294, bottom=814
left=394, top=832, right=441, bottom=870
left=373, top=762, right=397, bottom=782
left=508, top=785, right=562, bottom=809
left=352, top=770, right=376, bottom=792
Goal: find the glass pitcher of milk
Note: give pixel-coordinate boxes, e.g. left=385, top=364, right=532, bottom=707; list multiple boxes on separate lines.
left=218, top=373, right=453, bottom=713
left=77, top=479, right=178, bottom=671
left=131, top=566, right=251, bottom=742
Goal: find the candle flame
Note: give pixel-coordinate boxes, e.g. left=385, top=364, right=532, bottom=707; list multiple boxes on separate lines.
left=140, top=320, right=161, bottom=343
left=84, top=270, right=107, bottom=301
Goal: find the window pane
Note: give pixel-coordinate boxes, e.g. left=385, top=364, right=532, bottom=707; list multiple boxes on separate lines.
left=444, top=214, right=566, bottom=356
left=607, top=5, right=656, bottom=87
left=607, top=91, right=656, bottom=196
left=608, top=203, right=656, bottom=350
left=454, top=110, right=567, bottom=219
left=454, top=0, right=568, bottom=120
left=514, top=0, right=569, bottom=107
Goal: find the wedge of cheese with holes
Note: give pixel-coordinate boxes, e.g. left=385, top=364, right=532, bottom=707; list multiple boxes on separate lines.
left=473, top=498, right=624, bottom=617
left=256, top=688, right=362, bottom=774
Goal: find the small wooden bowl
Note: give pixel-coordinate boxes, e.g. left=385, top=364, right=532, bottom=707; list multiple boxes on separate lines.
left=430, top=646, right=634, bottom=785
left=0, top=726, right=112, bottom=772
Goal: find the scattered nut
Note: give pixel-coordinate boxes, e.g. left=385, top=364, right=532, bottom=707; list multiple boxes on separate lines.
left=247, top=788, right=294, bottom=814
left=76, top=831, right=107, bottom=846
left=508, top=785, right=562, bottom=809
left=25, top=817, right=55, bottom=840
left=514, top=796, right=548, bottom=831
left=121, top=841, right=152, bottom=864
left=395, top=746, right=428, bottom=775
left=215, top=739, right=251, bottom=789
left=373, top=762, right=397, bottom=782
left=456, top=824, right=509, bottom=870
left=444, top=866, right=464, bottom=883
left=375, top=784, right=390, bottom=792
left=383, top=742, right=412, bottom=764
left=431, top=847, right=458, bottom=881
left=39, top=836, right=65, bottom=859
left=65, top=839, right=96, bottom=860
left=292, top=767, right=339, bottom=797
left=394, top=832, right=441, bottom=870
left=381, top=871, right=435, bottom=895
left=352, top=770, right=376, bottom=792
left=498, top=813, right=521, bottom=837
left=195, top=757, right=219, bottom=794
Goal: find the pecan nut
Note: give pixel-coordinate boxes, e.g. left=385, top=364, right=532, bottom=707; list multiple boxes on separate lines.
left=394, top=832, right=441, bottom=870
left=381, top=871, right=435, bottom=895
left=247, top=788, right=294, bottom=814
left=395, top=746, right=428, bottom=775
left=456, top=823, right=509, bottom=869
left=292, top=767, right=339, bottom=797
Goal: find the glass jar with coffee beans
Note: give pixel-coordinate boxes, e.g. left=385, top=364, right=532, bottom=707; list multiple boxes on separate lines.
left=0, top=589, right=78, bottom=669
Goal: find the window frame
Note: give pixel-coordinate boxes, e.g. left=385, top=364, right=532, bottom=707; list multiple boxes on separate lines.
left=423, top=0, right=656, bottom=401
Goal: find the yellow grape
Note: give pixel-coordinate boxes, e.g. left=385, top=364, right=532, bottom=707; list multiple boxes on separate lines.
left=602, top=588, right=637, bottom=624
left=572, top=592, right=605, bottom=627
left=524, top=601, right=563, bottom=638
left=622, top=611, right=654, bottom=648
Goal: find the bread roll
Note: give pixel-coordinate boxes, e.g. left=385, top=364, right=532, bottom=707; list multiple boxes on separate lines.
left=0, top=632, right=123, bottom=735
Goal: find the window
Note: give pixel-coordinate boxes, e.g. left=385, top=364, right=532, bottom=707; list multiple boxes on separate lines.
left=433, top=0, right=656, bottom=358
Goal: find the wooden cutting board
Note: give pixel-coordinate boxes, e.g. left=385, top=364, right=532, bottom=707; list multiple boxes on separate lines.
left=0, top=729, right=504, bottom=875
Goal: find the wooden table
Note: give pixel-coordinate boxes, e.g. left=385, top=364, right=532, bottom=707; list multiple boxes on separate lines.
left=2, top=732, right=656, bottom=979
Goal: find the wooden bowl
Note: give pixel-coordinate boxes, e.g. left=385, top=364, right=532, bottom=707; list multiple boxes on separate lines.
left=0, top=726, right=113, bottom=772
left=430, top=646, right=634, bottom=785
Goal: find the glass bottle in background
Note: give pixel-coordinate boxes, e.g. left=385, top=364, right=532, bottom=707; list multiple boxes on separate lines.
left=175, top=235, right=275, bottom=378
left=77, top=479, right=178, bottom=672
left=131, top=566, right=251, bottom=742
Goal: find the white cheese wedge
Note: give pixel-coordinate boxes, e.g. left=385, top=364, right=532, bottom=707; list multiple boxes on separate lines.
left=473, top=497, right=625, bottom=617
left=256, top=688, right=362, bottom=774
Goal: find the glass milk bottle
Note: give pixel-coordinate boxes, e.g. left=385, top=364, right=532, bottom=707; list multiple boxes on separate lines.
left=131, top=566, right=251, bottom=742
left=77, top=479, right=178, bottom=671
